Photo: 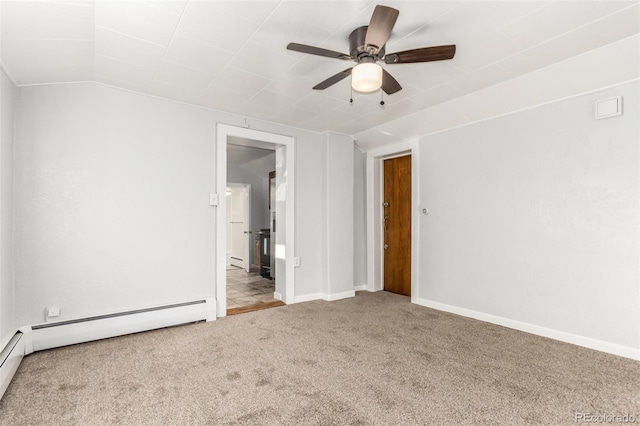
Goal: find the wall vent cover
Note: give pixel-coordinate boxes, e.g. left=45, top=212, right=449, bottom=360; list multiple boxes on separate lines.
left=595, top=96, right=622, bottom=120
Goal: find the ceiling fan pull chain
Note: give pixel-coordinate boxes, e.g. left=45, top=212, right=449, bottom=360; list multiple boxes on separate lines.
left=350, top=85, right=353, bottom=104
left=380, top=90, right=385, bottom=106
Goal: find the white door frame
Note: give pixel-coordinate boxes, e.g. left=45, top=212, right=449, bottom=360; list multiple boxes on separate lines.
left=216, top=124, right=295, bottom=316
left=366, top=139, right=420, bottom=303
left=226, top=182, right=251, bottom=272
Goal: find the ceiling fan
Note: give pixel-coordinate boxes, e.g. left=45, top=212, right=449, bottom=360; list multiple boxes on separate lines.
left=287, top=5, right=456, bottom=96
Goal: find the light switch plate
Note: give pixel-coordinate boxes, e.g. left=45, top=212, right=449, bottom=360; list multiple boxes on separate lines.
left=209, top=193, right=219, bottom=206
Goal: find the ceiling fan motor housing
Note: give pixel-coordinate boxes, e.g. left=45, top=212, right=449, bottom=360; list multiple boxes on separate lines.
left=349, top=26, right=385, bottom=61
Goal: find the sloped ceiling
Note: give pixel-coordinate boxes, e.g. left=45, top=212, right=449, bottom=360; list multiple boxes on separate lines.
left=1, top=1, right=638, bottom=150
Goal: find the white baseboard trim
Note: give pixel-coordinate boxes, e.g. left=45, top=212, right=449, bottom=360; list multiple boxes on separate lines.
left=325, top=290, right=356, bottom=301
left=0, top=333, right=25, bottom=400
left=273, top=292, right=283, bottom=301
left=353, top=285, right=367, bottom=291
left=293, top=293, right=324, bottom=303
left=415, top=298, right=640, bottom=361
left=293, top=291, right=357, bottom=304
left=26, top=299, right=214, bottom=353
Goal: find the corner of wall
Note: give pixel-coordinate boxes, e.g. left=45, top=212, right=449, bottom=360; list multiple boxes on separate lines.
left=415, top=297, right=640, bottom=361
left=0, top=68, right=16, bottom=349
left=353, top=144, right=367, bottom=289
left=323, top=133, right=356, bottom=299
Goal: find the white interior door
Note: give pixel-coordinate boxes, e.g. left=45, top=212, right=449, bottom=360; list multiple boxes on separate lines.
left=227, top=187, right=245, bottom=268
left=226, top=184, right=251, bottom=271
left=242, top=184, right=251, bottom=272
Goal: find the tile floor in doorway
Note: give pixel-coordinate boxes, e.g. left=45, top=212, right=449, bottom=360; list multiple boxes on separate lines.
left=226, top=266, right=277, bottom=309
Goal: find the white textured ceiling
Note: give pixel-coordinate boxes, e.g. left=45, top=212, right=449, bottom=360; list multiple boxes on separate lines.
left=1, top=0, right=639, bottom=150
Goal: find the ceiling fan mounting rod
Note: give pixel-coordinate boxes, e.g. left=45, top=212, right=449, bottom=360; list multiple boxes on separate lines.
left=357, top=54, right=376, bottom=63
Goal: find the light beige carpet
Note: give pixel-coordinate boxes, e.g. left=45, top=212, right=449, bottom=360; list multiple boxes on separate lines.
left=1, top=291, right=638, bottom=425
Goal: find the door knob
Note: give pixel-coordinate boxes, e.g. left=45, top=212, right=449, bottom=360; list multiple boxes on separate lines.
left=383, top=244, right=389, bottom=250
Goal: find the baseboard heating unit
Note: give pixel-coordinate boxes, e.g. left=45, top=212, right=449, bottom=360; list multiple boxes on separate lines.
left=0, top=332, right=25, bottom=399
left=23, top=298, right=216, bottom=354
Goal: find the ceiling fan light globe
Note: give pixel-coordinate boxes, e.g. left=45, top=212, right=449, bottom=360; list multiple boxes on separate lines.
left=351, top=63, right=382, bottom=93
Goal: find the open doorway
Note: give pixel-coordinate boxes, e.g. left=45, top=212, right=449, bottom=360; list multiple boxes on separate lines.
left=216, top=124, right=296, bottom=317
left=226, top=144, right=279, bottom=313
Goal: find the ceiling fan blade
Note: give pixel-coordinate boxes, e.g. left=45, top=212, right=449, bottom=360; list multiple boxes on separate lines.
left=384, top=45, right=456, bottom=64
left=381, top=69, right=402, bottom=95
left=364, top=5, right=399, bottom=55
left=313, top=68, right=353, bottom=90
left=287, top=42, right=352, bottom=60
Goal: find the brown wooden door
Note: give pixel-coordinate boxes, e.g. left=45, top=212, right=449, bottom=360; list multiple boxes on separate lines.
left=383, top=155, right=411, bottom=296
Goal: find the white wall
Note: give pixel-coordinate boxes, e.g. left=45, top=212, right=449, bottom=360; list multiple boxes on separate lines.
left=0, top=69, right=15, bottom=349
left=353, top=146, right=366, bottom=288
left=416, top=80, right=639, bottom=354
left=323, top=133, right=354, bottom=299
left=14, top=83, right=215, bottom=325
left=291, top=130, right=325, bottom=297
left=13, top=82, right=332, bottom=326
left=227, top=159, right=271, bottom=231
